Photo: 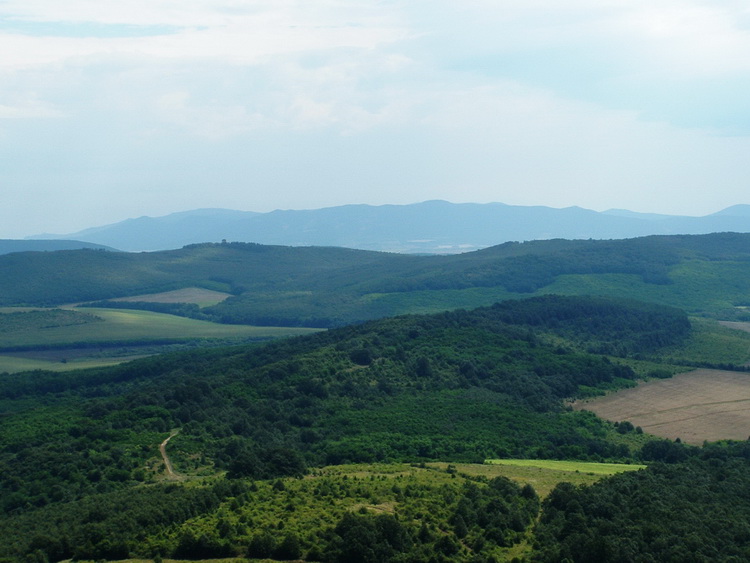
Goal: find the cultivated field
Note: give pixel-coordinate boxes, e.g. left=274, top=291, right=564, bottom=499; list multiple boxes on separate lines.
left=574, top=369, right=750, bottom=444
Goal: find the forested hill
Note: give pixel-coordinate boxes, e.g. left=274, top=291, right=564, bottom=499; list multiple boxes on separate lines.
left=0, top=239, right=114, bottom=255
left=534, top=442, right=750, bottom=562
left=0, top=295, right=691, bottom=560
left=2, top=232, right=750, bottom=326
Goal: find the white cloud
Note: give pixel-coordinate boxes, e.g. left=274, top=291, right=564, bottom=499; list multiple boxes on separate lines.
left=152, top=90, right=269, bottom=139
left=612, top=2, right=750, bottom=77
left=0, top=0, right=409, bottom=68
left=2, top=0, right=750, bottom=237
left=0, top=100, right=61, bottom=119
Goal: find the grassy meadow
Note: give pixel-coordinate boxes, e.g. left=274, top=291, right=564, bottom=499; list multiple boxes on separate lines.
left=484, top=458, right=646, bottom=476
left=0, top=354, right=139, bottom=373
left=111, top=287, right=232, bottom=306
left=0, top=307, right=319, bottom=373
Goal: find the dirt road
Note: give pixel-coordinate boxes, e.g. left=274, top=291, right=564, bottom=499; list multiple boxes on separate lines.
left=160, top=429, right=180, bottom=479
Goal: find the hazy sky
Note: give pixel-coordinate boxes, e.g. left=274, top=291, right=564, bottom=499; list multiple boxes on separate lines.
left=2, top=1, right=750, bottom=237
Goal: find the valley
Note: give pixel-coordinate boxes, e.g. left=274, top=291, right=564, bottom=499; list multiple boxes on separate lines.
left=5, top=0, right=750, bottom=556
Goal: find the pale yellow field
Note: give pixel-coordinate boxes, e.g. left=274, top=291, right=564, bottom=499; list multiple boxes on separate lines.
left=574, top=369, right=750, bottom=444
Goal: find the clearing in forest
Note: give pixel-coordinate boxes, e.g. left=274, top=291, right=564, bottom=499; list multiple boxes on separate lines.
left=484, top=459, right=645, bottom=475
left=111, top=287, right=232, bottom=306
left=574, top=369, right=750, bottom=444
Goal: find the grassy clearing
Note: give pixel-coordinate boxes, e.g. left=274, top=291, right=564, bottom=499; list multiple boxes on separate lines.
left=112, top=287, right=232, bottom=307
left=427, top=462, right=624, bottom=499
left=655, top=318, right=750, bottom=366
left=0, top=354, right=144, bottom=373
left=484, top=459, right=646, bottom=477
left=541, top=261, right=750, bottom=314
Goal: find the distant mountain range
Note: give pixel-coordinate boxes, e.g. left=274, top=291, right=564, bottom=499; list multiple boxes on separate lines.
left=26, top=201, right=750, bottom=253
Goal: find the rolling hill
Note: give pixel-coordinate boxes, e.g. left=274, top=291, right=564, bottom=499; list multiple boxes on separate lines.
left=2, top=294, right=750, bottom=561
left=2, top=232, right=750, bottom=327
left=0, top=295, right=693, bottom=561
left=0, top=239, right=114, bottom=255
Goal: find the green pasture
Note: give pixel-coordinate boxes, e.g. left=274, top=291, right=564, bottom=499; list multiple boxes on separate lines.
left=541, top=261, right=750, bottom=316
left=0, top=307, right=319, bottom=349
left=112, top=287, right=233, bottom=307
left=485, top=458, right=646, bottom=477
left=0, top=354, right=139, bottom=373
left=661, top=317, right=750, bottom=365
left=0, top=307, right=320, bottom=373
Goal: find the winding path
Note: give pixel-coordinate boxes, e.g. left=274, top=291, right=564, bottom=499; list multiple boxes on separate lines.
left=159, top=429, right=180, bottom=479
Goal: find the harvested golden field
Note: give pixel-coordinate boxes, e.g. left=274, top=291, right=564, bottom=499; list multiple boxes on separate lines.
left=574, top=369, right=750, bottom=444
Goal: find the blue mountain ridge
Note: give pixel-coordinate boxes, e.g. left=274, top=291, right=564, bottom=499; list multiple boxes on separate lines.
left=26, top=201, right=750, bottom=253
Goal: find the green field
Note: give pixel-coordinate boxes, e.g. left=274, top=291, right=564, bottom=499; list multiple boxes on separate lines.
left=112, top=287, right=232, bottom=307
left=0, top=307, right=320, bottom=373
left=0, top=308, right=318, bottom=348
left=485, top=458, right=646, bottom=476
left=0, top=355, right=142, bottom=373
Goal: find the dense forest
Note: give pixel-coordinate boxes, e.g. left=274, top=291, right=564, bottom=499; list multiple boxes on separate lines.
left=533, top=441, right=750, bottom=562
left=0, top=295, right=700, bottom=561
left=2, top=233, right=750, bottom=326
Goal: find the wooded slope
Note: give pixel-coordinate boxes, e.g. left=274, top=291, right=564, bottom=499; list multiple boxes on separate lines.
left=2, top=232, right=750, bottom=326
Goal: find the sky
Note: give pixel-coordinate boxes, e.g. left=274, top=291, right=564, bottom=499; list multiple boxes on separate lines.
left=2, top=0, right=750, bottom=238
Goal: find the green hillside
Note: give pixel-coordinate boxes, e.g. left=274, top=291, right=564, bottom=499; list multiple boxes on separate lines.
left=2, top=233, right=749, bottom=327
left=4, top=245, right=750, bottom=561
left=0, top=295, right=715, bottom=561
left=534, top=442, right=750, bottom=562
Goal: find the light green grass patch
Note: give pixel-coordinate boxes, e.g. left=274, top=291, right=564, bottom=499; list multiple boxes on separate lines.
left=0, top=307, right=321, bottom=372
left=485, top=458, right=646, bottom=475
left=0, top=354, right=149, bottom=373
left=0, top=307, right=320, bottom=348
left=112, top=287, right=233, bottom=307
left=664, top=318, right=750, bottom=366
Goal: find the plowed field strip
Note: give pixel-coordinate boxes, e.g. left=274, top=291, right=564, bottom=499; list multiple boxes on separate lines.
left=645, top=406, right=750, bottom=428
left=626, top=398, right=750, bottom=418
left=574, top=369, right=750, bottom=444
